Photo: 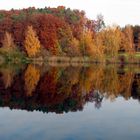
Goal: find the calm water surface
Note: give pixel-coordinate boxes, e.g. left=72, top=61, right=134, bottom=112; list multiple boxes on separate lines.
left=0, top=64, right=140, bottom=140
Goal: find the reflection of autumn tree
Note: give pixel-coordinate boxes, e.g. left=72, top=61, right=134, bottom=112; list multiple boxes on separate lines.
left=132, top=75, right=140, bottom=99
left=0, top=64, right=24, bottom=89
left=85, top=65, right=133, bottom=101
left=90, top=66, right=135, bottom=101
left=0, top=65, right=140, bottom=113
left=89, top=65, right=104, bottom=91
left=136, top=79, right=140, bottom=94
left=2, top=69, right=15, bottom=89
left=78, top=67, right=95, bottom=95
left=38, top=67, right=60, bottom=95
left=24, top=64, right=40, bottom=97
left=0, top=67, right=16, bottom=89
left=102, top=67, right=120, bottom=101
left=57, top=67, right=81, bottom=96
left=80, top=65, right=119, bottom=101
left=118, top=72, right=134, bottom=99
left=69, top=67, right=81, bottom=85
left=38, top=67, right=75, bottom=106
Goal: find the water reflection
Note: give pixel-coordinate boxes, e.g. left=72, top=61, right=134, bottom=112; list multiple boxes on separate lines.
left=0, top=63, right=140, bottom=113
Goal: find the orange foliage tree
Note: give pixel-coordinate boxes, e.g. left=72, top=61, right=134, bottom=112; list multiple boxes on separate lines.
left=24, top=25, right=41, bottom=57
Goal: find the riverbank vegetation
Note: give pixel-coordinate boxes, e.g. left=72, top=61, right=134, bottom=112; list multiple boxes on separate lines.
left=0, top=7, right=140, bottom=63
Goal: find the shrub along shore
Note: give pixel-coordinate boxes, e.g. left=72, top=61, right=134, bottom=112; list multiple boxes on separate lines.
left=1, top=55, right=140, bottom=66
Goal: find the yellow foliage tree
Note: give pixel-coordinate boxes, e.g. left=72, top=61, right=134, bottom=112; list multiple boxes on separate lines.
left=121, top=25, right=135, bottom=55
left=80, top=31, right=94, bottom=56
left=80, top=30, right=105, bottom=61
left=24, top=26, right=41, bottom=57
left=1, top=32, right=21, bottom=61
left=103, top=26, right=122, bottom=58
left=94, top=32, right=105, bottom=61
left=2, top=32, right=15, bottom=52
left=68, top=38, right=81, bottom=56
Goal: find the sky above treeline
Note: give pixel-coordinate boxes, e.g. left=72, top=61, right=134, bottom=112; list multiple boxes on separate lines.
left=0, top=0, right=140, bottom=27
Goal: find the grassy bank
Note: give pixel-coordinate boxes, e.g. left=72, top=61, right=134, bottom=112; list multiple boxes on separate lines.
left=44, top=53, right=140, bottom=65
left=1, top=52, right=140, bottom=65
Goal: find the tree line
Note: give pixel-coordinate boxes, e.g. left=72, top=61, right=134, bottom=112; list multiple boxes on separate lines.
left=0, top=7, right=140, bottom=61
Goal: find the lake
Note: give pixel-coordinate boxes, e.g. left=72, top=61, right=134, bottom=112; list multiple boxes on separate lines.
left=0, top=63, right=140, bottom=140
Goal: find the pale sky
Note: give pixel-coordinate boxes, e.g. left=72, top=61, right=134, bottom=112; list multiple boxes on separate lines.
left=0, top=0, right=140, bottom=27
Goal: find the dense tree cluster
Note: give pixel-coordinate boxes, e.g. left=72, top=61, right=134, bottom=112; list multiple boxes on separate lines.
left=0, top=7, right=88, bottom=56
left=0, top=7, right=140, bottom=60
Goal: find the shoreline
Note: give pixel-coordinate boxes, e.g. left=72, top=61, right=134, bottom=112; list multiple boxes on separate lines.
left=1, top=55, right=140, bottom=65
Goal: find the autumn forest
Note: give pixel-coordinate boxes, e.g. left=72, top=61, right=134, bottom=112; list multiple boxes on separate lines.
left=0, top=6, right=140, bottom=63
